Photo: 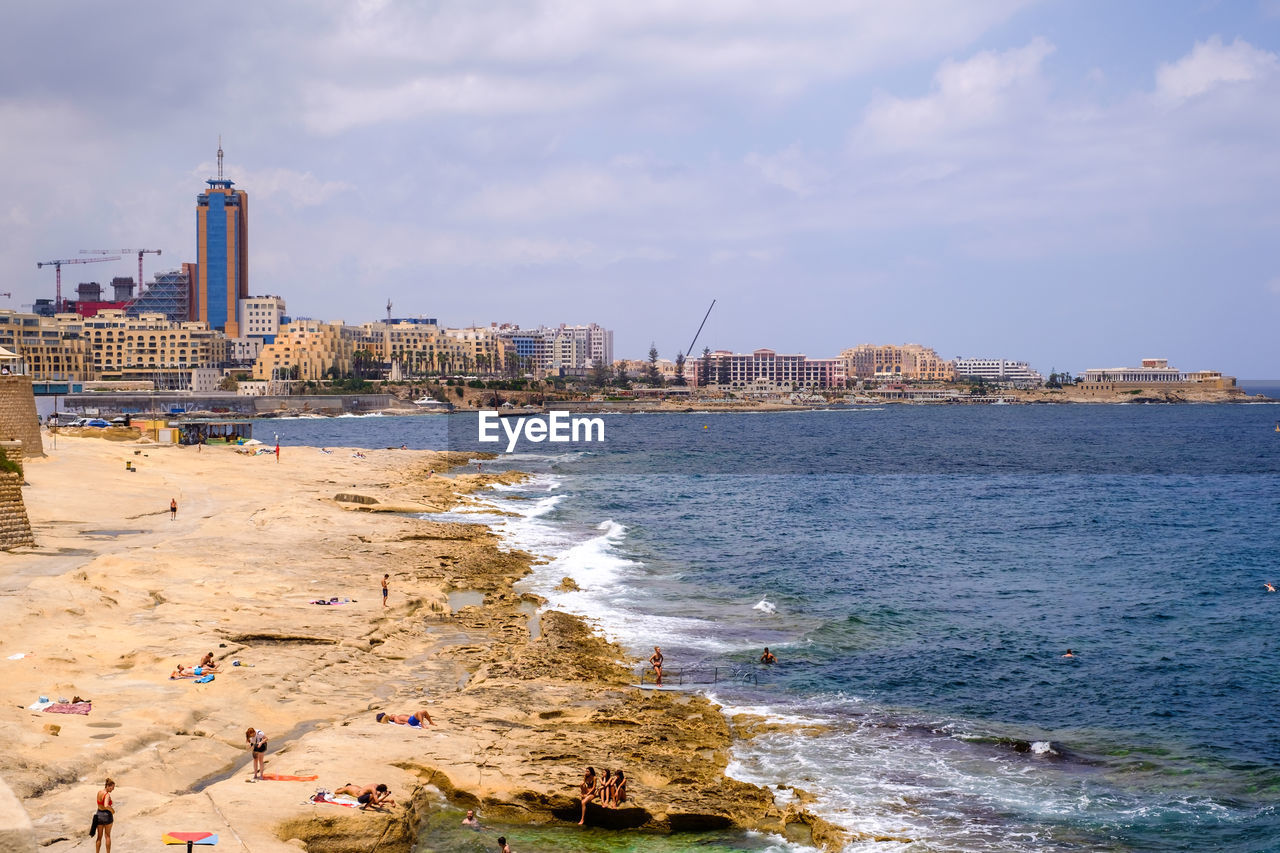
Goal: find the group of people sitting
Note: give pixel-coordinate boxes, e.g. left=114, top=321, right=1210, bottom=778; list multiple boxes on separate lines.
left=577, top=766, right=627, bottom=824
left=170, top=652, right=220, bottom=679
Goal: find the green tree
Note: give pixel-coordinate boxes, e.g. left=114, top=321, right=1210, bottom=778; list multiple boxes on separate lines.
left=614, top=362, right=630, bottom=389
left=646, top=344, right=663, bottom=386
left=591, top=357, right=610, bottom=388
left=700, top=347, right=712, bottom=387
left=673, top=351, right=687, bottom=386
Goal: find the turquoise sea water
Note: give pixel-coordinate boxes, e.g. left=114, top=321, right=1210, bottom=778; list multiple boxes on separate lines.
left=267, top=405, right=1280, bottom=852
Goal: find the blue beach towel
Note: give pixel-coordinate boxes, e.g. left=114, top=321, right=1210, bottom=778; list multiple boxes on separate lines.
left=195, top=674, right=215, bottom=683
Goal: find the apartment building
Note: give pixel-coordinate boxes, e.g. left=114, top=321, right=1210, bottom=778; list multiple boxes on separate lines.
left=494, top=323, right=613, bottom=374
left=440, top=327, right=506, bottom=374
left=65, top=310, right=227, bottom=384
left=358, top=318, right=442, bottom=375
left=0, top=311, right=92, bottom=380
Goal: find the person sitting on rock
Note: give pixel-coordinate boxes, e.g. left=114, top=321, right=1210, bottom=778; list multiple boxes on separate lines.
left=597, top=769, right=613, bottom=807
left=611, top=769, right=627, bottom=807
left=198, top=652, right=220, bottom=671
left=578, top=766, right=597, bottom=825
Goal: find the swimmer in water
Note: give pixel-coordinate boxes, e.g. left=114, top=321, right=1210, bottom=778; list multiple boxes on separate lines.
left=1266, top=583, right=1276, bottom=592
left=1062, top=649, right=1075, bottom=658
left=759, top=647, right=777, bottom=664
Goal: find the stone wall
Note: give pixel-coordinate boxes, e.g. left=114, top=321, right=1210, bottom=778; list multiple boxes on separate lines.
left=0, top=441, right=33, bottom=550
left=0, top=377, right=43, bottom=457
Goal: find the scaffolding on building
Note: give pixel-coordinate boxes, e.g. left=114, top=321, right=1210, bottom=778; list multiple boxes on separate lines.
left=126, top=268, right=189, bottom=323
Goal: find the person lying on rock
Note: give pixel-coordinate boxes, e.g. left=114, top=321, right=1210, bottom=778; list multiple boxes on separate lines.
left=334, top=783, right=395, bottom=810
left=375, top=709, right=435, bottom=727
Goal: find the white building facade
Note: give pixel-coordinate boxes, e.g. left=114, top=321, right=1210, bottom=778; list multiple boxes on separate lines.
left=954, top=358, right=1045, bottom=386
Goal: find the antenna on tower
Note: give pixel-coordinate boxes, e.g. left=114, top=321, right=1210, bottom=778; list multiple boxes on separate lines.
left=386, top=299, right=393, bottom=321
left=217, top=135, right=224, bottom=179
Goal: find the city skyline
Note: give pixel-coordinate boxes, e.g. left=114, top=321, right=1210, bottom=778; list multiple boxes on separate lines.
left=2, top=3, right=1279, bottom=375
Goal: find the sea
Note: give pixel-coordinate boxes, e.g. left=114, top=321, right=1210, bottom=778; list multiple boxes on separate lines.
left=264, top=402, right=1280, bottom=852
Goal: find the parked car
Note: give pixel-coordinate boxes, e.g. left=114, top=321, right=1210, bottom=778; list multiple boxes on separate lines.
left=47, top=412, right=79, bottom=427
left=83, top=418, right=110, bottom=428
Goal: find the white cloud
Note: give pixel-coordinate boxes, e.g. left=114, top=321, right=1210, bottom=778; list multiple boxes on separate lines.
left=745, top=145, right=825, bottom=195
left=1155, top=36, right=1278, bottom=100
left=303, top=74, right=613, bottom=134
left=198, top=165, right=352, bottom=208
left=856, top=37, right=1055, bottom=148
left=293, top=0, right=1035, bottom=126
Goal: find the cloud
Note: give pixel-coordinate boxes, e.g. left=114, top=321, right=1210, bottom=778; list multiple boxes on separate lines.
left=292, top=0, right=1036, bottom=127
left=856, top=37, right=1055, bottom=149
left=196, top=165, right=353, bottom=208
left=303, top=75, right=613, bottom=134
left=744, top=145, right=825, bottom=195
left=1155, top=36, right=1279, bottom=100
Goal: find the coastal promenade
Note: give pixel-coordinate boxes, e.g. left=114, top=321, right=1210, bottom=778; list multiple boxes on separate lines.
left=0, top=435, right=838, bottom=852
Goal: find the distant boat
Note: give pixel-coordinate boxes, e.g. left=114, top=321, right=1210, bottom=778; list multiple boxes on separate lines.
left=413, top=397, right=452, bottom=411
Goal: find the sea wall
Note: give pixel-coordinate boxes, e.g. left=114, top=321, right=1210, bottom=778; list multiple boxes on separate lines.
left=0, top=377, right=43, bottom=457
left=56, top=392, right=394, bottom=417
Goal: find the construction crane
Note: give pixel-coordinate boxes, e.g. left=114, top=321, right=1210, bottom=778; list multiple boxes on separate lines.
left=36, top=256, right=120, bottom=311
left=80, top=248, right=162, bottom=292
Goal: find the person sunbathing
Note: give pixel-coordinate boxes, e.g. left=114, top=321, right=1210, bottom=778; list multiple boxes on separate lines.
left=375, top=710, right=434, bottom=727
left=170, top=664, right=196, bottom=678
left=198, top=653, right=220, bottom=671
left=334, top=783, right=394, bottom=809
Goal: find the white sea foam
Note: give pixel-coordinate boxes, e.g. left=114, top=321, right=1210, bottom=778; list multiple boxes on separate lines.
left=753, top=596, right=777, bottom=615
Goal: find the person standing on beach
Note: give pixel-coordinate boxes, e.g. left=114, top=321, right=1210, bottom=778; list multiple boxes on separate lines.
left=382, top=574, right=390, bottom=607
left=649, top=646, right=664, bottom=686
left=245, top=727, right=268, bottom=780
left=169, top=498, right=177, bottom=520
left=92, top=778, right=115, bottom=853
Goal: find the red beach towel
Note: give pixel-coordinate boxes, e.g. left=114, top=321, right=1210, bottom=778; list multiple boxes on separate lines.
left=43, top=702, right=91, bottom=715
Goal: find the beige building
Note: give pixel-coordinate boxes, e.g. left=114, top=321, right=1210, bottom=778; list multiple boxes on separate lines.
left=252, top=320, right=360, bottom=381
left=440, top=327, right=506, bottom=375
left=358, top=319, right=443, bottom=377
left=0, top=311, right=92, bottom=380
left=63, top=311, right=227, bottom=385
left=841, top=344, right=955, bottom=382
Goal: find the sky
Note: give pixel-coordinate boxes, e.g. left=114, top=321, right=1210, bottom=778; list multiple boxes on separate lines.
left=1, top=1, right=1278, bottom=375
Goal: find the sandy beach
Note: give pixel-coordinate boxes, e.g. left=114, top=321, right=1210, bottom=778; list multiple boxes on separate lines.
left=0, top=433, right=839, bottom=853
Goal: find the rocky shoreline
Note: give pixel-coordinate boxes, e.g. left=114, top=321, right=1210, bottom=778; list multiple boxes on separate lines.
left=0, top=435, right=845, bottom=853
